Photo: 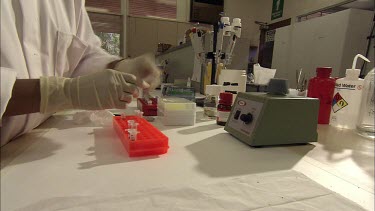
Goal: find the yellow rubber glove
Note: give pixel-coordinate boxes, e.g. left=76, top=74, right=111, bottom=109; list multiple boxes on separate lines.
left=40, top=69, right=149, bottom=113
left=114, top=54, right=161, bottom=90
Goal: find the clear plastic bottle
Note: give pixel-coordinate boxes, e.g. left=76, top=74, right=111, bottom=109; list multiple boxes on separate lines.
left=356, top=68, right=375, bottom=138
left=204, top=85, right=222, bottom=118
left=330, top=54, right=370, bottom=129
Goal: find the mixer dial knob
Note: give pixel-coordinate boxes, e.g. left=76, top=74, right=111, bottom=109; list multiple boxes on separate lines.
left=240, top=113, right=253, bottom=124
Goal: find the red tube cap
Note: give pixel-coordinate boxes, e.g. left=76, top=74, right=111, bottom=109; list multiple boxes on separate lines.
left=219, top=92, right=233, bottom=105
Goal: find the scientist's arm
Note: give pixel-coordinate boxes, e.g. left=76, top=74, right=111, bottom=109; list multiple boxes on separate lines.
left=74, top=4, right=161, bottom=89
left=3, top=79, right=40, bottom=116
left=2, top=70, right=149, bottom=117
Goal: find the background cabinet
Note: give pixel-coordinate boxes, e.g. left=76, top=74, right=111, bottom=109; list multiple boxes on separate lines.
left=272, top=9, right=373, bottom=88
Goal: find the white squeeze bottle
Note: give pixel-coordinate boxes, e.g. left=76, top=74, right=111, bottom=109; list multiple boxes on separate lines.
left=330, top=54, right=370, bottom=129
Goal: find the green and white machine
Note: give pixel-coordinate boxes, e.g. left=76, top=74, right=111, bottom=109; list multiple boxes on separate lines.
left=224, top=79, right=319, bottom=147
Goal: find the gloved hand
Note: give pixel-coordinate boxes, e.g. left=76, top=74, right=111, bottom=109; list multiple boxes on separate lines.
left=40, top=69, right=149, bottom=113
left=114, top=54, right=161, bottom=90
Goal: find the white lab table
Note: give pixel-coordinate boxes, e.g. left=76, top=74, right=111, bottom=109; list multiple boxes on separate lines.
left=1, top=100, right=374, bottom=210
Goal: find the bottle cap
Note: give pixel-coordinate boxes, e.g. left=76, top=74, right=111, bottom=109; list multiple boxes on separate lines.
left=316, top=67, right=332, bottom=77
left=267, top=78, right=289, bottom=95
left=219, top=92, right=233, bottom=105
left=205, top=85, right=222, bottom=96
left=232, top=18, right=241, bottom=27
left=221, top=17, right=230, bottom=25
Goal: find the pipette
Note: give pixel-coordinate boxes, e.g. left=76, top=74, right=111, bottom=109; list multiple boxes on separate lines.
left=224, top=18, right=241, bottom=66
left=190, top=27, right=205, bottom=62
left=216, top=17, right=231, bottom=65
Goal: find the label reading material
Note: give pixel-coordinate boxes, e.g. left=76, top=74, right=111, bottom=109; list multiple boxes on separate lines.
left=217, top=111, right=230, bottom=122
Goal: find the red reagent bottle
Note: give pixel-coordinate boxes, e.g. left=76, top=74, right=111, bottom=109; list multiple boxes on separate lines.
left=307, top=67, right=336, bottom=124
left=217, top=92, right=233, bottom=126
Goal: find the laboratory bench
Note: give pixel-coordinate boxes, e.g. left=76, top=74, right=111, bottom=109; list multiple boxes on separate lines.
left=1, top=99, right=374, bottom=210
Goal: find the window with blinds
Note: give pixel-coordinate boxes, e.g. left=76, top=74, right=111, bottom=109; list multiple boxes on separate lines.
left=85, top=0, right=123, bottom=56
left=129, top=0, right=177, bottom=19
left=85, top=0, right=122, bottom=14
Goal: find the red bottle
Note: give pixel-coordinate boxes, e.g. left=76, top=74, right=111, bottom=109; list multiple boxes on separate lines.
left=307, top=67, right=336, bottom=124
left=217, top=92, right=233, bottom=126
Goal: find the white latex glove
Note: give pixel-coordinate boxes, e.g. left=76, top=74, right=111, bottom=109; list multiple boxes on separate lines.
left=114, top=54, right=161, bottom=90
left=40, top=69, right=149, bottom=113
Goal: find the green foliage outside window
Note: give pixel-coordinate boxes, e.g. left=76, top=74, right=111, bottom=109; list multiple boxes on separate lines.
left=96, top=32, right=121, bottom=56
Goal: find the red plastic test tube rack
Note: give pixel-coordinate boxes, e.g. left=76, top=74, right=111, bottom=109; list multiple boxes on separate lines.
left=113, top=116, right=169, bottom=157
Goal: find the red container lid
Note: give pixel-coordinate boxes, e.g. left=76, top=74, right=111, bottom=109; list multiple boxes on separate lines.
left=316, top=67, right=332, bottom=77
left=219, top=92, right=233, bottom=105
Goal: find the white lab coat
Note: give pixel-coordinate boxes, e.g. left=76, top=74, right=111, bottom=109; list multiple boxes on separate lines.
left=0, top=0, right=119, bottom=146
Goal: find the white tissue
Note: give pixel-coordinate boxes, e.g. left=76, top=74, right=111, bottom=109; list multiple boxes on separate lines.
left=253, top=64, right=276, bottom=85
left=89, top=110, right=113, bottom=126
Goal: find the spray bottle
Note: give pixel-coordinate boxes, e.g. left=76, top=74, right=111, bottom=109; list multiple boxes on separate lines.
left=330, top=54, right=370, bottom=129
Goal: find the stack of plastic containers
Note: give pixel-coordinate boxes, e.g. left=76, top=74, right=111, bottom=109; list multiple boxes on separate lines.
left=158, top=98, right=196, bottom=126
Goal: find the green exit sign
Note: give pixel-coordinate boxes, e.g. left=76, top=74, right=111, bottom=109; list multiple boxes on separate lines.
left=272, top=0, right=284, bottom=20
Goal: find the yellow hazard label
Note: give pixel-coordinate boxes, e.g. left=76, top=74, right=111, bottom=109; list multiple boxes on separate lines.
left=332, top=93, right=348, bottom=113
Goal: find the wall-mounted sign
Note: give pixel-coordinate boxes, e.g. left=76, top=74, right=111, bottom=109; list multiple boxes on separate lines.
left=271, top=0, right=284, bottom=20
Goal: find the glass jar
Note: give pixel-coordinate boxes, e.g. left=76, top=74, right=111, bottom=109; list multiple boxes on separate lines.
left=356, top=69, right=375, bottom=138
left=203, top=85, right=222, bottom=118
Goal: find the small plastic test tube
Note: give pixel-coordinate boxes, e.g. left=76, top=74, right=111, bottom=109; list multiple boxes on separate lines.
left=134, top=110, right=144, bottom=118
left=127, top=120, right=135, bottom=129
left=135, top=110, right=142, bottom=117
left=127, top=129, right=139, bottom=141
left=133, top=122, right=139, bottom=131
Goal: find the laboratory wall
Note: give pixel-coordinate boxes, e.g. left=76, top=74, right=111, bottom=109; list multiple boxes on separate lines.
left=156, top=44, right=195, bottom=84
left=272, top=9, right=373, bottom=88
left=224, top=0, right=269, bottom=48
left=126, top=16, right=214, bottom=58
left=125, top=1, right=373, bottom=73
left=224, top=0, right=347, bottom=43
left=124, top=0, right=196, bottom=57
left=223, top=0, right=352, bottom=62
left=269, top=0, right=355, bottom=23
left=176, top=0, right=191, bottom=22
left=126, top=17, right=193, bottom=58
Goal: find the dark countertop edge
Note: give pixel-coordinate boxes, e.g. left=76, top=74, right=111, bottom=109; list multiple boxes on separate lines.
left=156, top=41, right=192, bottom=57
